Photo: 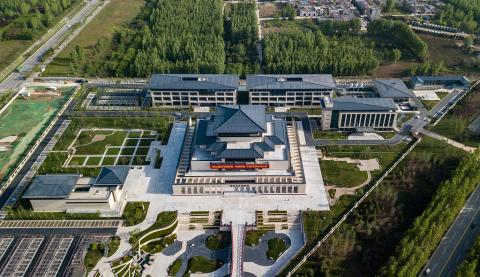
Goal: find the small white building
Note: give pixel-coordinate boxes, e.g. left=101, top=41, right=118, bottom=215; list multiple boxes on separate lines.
left=22, top=166, right=130, bottom=216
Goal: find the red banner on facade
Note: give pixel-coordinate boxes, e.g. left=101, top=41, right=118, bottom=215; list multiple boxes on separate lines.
left=210, top=163, right=270, bottom=170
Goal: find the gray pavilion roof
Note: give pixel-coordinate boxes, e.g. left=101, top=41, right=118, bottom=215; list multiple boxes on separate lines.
left=374, top=79, right=414, bottom=98
left=147, top=74, right=239, bottom=91
left=194, top=105, right=287, bottom=160
left=207, top=105, right=267, bottom=135
left=94, top=166, right=129, bottom=186
left=22, top=174, right=80, bottom=199
left=246, top=74, right=335, bottom=90
left=332, top=97, right=397, bottom=111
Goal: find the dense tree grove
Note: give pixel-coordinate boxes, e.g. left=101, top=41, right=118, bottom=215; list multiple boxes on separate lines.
left=224, top=2, right=259, bottom=77
left=367, top=19, right=428, bottom=61
left=378, top=149, right=480, bottom=277
left=262, top=30, right=379, bottom=75
left=438, top=0, right=480, bottom=33
left=317, top=18, right=361, bottom=37
left=0, top=0, right=79, bottom=40
left=103, top=0, right=225, bottom=77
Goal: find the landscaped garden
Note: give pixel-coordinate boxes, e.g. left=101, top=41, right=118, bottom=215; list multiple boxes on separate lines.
left=129, top=211, right=177, bottom=245
left=122, top=202, right=149, bottom=226
left=205, top=231, right=231, bottom=250
left=319, top=160, right=369, bottom=187
left=168, top=259, right=182, bottom=276
left=245, top=229, right=267, bottom=246
left=107, top=236, right=121, bottom=257
left=38, top=116, right=170, bottom=177
left=84, top=241, right=106, bottom=272
left=285, top=137, right=469, bottom=276
left=267, top=237, right=288, bottom=260
left=186, top=256, right=224, bottom=275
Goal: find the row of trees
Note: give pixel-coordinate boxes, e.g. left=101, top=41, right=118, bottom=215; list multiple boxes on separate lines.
left=367, top=19, right=428, bottom=61
left=102, top=0, right=225, bottom=77
left=262, top=30, right=379, bottom=75
left=438, top=0, right=480, bottom=33
left=378, top=149, right=480, bottom=276
left=0, top=0, right=79, bottom=40
left=456, top=235, right=480, bottom=277
left=317, top=18, right=361, bottom=37
left=224, top=2, right=259, bottom=77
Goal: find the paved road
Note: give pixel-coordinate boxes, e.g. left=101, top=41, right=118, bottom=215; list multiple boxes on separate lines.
left=420, top=185, right=480, bottom=277
left=0, top=0, right=99, bottom=92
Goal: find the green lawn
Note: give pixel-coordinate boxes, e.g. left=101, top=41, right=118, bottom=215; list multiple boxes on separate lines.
left=101, top=156, right=116, bottom=165
left=122, top=202, right=149, bottom=226
left=319, top=143, right=406, bottom=170
left=168, top=259, right=182, bottom=276
left=135, top=147, right=150, bottom=156
left=69, top=156, right=86, bottom=166
left=75, top=131, right=128, bottom=155
left=120, top=147, right=135, bottom=156
left=141, top=234, right=176, bottom=254
left=245, top=230, right=267, bottom=246
left=267, top=238, right=288, bottom=260
left=130, top=211, right=177, bottom=244
left=205, top=232, right=231, bottom=250
left=106, top=147, right=121, bottom=155
left=85, top=156, right=102, bottom=166
left=186, top=256, right=224, bottom=274
left=107, top=236, right=121, bottom=257
left=320, top=160, right=369, bottom=187
left=139, top=139, right=154, bottom=147
left=125, top=139, right=139, bottom=146
left=314, top=130, right=350, bottom=140
left=421, top=99, right=439, bottom=111
left=117, top=156, right=132, bottom=165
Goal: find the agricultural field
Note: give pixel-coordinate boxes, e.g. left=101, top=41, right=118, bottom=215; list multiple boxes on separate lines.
left=0, top=87, right=74, bottom=183
left=43, top=0, right=146, bottom=76
left=289, top=137, right=467, bottom=277
left=38, top=116, right=170, bottom=177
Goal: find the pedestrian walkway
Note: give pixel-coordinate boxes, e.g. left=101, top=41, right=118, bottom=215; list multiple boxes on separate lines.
left=0, top=220, right=123, bottom=229
left=231, top=224, right=245, bottom=277
left=419, top=129, right=476, bottom=153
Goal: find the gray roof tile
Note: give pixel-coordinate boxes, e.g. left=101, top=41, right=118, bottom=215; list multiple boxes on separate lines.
left=147, top=74, right=239, bottom=91
left=246, top=74, right=335, bottom=90
left=22, top=175, right=80, bottom=199
left=332, top=97, right=397, bottom=111
left=374, top=79, right=414, bottom=98
left=94, top=166, right=129, bottom=186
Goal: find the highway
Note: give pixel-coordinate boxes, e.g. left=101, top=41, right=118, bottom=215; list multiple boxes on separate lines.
left=0, top=0, right=99, bottom=93
left=420, top=185, right=480, bottom=277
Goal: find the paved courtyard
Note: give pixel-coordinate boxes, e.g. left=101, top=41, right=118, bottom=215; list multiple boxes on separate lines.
left=122, top=122, right=329, bottom=226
